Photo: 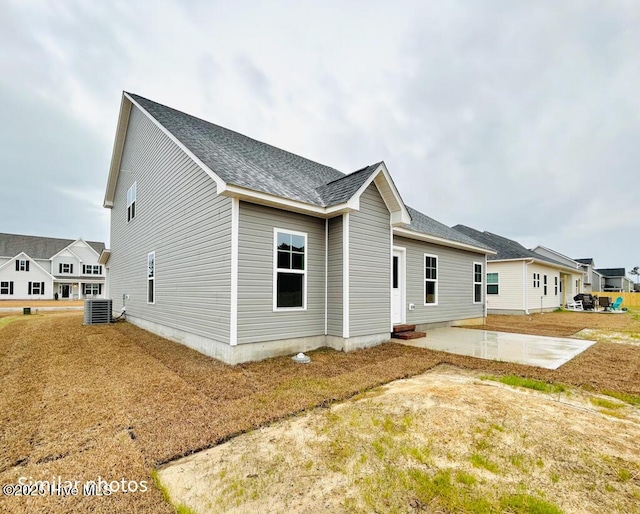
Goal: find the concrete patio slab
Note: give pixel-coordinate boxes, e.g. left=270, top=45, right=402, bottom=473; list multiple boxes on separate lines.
left=396, top=327, right=596, bottom=370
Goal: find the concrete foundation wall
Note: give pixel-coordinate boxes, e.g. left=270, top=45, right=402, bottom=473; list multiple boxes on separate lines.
left=123, top=315, right=390, bottom=365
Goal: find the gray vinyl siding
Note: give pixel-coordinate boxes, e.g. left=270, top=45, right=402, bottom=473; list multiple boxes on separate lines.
left=109, top=105, right=232, bottom=343
left=394, top=236, right=485, bottom=324
left=349, top=184, right=391, bottom=337
left=237, top=202, right=325, bottom=344
left=327, top=216, right=343, bottom=336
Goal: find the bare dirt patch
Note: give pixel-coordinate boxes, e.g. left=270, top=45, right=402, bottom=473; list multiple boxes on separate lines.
left=0, top=311, right=639, bottom=512
left=159, top=366, right=640, bottom=513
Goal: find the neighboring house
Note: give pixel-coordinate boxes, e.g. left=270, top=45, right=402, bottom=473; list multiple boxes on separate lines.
left=0, top=234, right=106, bottom=300
left=595, top=268, right=634, bottom=292
left=453, top=226, right=583, bottom=314
left=101, top=92, right=495, bottom=364
left=573, top=258, right=603, bottom=292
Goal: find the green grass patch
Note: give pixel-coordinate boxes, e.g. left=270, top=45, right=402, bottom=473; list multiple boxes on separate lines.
left=590, top=397, right=625, bottom=409
left=482, top=374, right=566, bottom=394
left=0, top=316, right=18, bottom=330
left=151, top=470, right=197, bottom=514
left=455, top=470, right=477, bottom=486
left=601, top=390, right=640, bottom=406
left=499, top=493, right=563, bottom=514
left=470, top=453, right=500, bottom=473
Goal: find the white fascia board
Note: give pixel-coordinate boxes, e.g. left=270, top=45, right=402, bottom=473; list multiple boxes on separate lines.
left=530, top=258, right=581, bottom=274
left=75, top=238, right=101, bottom=258
left=347, top=163, right=411, bottom=226
left=0, top=252, right=56, bottom=280
left=50, top=243, right=83, bottom=262
left=393, top=227, right=496, bottom=255
left=221, top=184, right=354, bottom=218
left=532, top=245, right=580, bottom=268
left=98, top=250, right=111, bottom=265
left=103, top=93, right=228, bottom=209
left=103, top=95, right=132, bottom=208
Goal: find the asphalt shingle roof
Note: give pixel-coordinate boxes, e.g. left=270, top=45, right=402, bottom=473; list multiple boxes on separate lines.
left=406, top=209, right=493, bottom=250
left=128, top=93, right=495, bottom=252
left=453, top=225, right=568, bottom=267
left=315, top=164, right=380, bottom=205
left=575, top=258, right=594, bottom=265
left=0, top=234, right=105, bottom=260
left=130, top=93, right=351, bottom=207
left=595, top=268, right=626, bottom=277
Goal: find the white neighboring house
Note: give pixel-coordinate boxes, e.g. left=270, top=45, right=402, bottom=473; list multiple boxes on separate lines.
left=454, top=227, right=584, bottom=314
left=0, top=234, right=106, bottom=300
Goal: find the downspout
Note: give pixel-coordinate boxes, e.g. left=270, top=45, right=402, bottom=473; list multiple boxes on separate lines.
left=484, top=253, right=488, bottom=319
left=523, top=259, right=534, bottom=315
left=324, top=218, right=328, bottom=336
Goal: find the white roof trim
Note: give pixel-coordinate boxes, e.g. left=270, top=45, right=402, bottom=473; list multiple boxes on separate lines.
left=394, top=227, right=496, bottom=255
left=221, top=184, right=355, bottom=217
left=345, top=163, right=411, bottom=226
left=0, top=252, right=56, bottom=280
left=98, top=249, right=110, bottom=265
left=491, top=257, right=581, bottom=273
left=103, top=92, right=228, bottom=208
left=532, top=245, right=581, bottom=268
left=49, top=240, right=86, bottom=262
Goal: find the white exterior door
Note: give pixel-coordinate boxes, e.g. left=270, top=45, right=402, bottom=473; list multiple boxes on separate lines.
left=392, top=249, right=404, bottom=324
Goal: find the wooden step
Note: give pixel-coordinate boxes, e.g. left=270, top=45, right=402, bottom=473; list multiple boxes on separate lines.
left=392, top=331, right=426, bottom=340
left=392, top=324, right=416, bottom=333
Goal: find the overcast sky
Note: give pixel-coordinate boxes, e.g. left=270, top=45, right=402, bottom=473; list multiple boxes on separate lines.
left=1, top=0, right=639, bottom=278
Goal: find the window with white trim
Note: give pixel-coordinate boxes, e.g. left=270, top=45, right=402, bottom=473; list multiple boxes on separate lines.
left=82, top=264, right=102, bottom=275
left=29, top=281, right=44, bottom=295
left=147, top=251, right=155, bottom=304
left=274, top=230, right=307, bottom=309
left=0, top=281, right=13, bottom=295
left=473, top=263, right=483, bottom=303
left=127, top=182, right=137, bottom=222
left=533, top=273, right=540, bottom=288
left=487, top=273, right=499, bottom=294
left=16, top=259, right=29, bottom=271
left=424, top=254, right=438, bottom=305
left=543, top=275, right=548, bottom=295
left=554, top=276, right=558, bottom=296
left=83, top=283, right=102, bottom=296
left=59, top=263, right=73, bottom=274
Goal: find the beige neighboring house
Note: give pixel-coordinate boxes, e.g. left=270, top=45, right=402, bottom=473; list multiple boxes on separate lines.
left=0, top=233, right=106, bottom=300
left=454, top=227, right=583, bottom=314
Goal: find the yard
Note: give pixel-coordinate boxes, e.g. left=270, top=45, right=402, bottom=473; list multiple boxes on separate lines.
left=0, top=311, right=639, bottom=513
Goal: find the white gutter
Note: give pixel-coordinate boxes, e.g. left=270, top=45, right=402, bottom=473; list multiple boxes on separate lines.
left=393, top=227, right=495, bottom=255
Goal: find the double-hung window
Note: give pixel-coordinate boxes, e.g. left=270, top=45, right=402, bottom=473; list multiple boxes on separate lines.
left=147, top=251, right=155, bottom=304
left=424, top=254, right=438, bottom=305
left=127, top=182, right=137, bottom=222
left=533, top=273, right=540, bottom=288
left=84, top=283, right=102, bottom=296
left=83, top=264, right=102, bottom=275
left=487, top=273, right=499, bottom=295
left=0, top=281, right=13, bottom=295
left=15, top=259, right=29, bottom=271
left=274, top=230, right=307, bottom=310
left=554, top=276, right=558, bottom=296
left=59, top=263, right=73, bottom=274
left=29, top=282, right=44, bottom=295
left=473, top=263, right=483, bottom=303
left=543, top=275, right=548, bottom=295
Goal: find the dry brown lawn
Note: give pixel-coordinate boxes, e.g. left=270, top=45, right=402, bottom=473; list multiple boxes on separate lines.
left=0, top=311, right=639, bottom=513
